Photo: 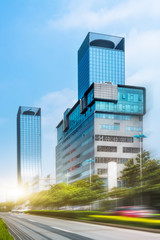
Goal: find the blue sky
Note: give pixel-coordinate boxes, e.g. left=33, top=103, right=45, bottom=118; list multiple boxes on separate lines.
left=0, top=0, right=160, bottom=192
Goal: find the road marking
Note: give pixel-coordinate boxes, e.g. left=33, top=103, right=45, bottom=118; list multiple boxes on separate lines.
left=28, top=219, right=37, bottom=222
left=52, top=226, right=73, bottom=233
left=6, top=224, right=23, bottom=240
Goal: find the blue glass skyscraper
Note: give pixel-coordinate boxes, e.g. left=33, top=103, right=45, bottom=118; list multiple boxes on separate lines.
left=78, top=32, right=125, bottom=99
left=56, top=32, right=146, bottom=189
left=17, top=106, right=41, bottom=186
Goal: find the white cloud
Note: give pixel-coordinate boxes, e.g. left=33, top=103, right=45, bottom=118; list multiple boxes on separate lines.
left=126, top=30, right=160, bottom=73
left=48, top=0, right=160, bottom=31
left=35, top=89, right=77, bottom=176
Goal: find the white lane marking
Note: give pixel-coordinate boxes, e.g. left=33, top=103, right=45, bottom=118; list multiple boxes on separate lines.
left=7, top=225, right=23, bottom=240
left=28, top=219, right=37, bottom=222
left=52, top=227, right=73, bottom=233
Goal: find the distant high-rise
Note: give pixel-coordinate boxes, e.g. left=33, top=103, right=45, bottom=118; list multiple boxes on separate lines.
left=78, top=32, right=125, bottom=99
left=17, top=106, right=41, bottom=186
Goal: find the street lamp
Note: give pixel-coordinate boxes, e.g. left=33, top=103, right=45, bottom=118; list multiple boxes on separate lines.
left=134, top=133, right=146, bottom=188
left=65, top=173, right=70, bottom=185
left=87, top=159, right=94, bottom=185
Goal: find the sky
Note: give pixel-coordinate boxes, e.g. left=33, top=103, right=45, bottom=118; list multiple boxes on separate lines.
left=0, top=0, right=160, bottom=195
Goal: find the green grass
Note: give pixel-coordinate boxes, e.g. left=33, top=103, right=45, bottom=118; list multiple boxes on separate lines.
left=0, top=219, right=13, bottom=240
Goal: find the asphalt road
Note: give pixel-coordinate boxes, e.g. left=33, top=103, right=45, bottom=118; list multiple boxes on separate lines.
left=0, top=212, right=160, bottom=240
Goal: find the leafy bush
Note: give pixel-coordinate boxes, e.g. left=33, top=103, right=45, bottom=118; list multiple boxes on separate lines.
left=26, top=210, right=107, bottom=219
left=0, top=219, right=13, bottom=240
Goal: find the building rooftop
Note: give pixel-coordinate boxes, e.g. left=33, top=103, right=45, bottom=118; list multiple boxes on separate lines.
left=17, top=106, right=41, bottom=116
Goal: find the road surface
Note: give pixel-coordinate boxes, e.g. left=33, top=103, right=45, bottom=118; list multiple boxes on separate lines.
left=0, top=212, right=159, bottom=240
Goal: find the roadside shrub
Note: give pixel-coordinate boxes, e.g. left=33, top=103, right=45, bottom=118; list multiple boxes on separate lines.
left=26, top=210, right=107, bottom=219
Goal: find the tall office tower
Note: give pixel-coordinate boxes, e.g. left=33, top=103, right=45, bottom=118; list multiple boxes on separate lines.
left=56, top=33, right=146, bottom=189
left=17, top=106, right=41, bottom=187
left=78, top=32, right=125, bottom=99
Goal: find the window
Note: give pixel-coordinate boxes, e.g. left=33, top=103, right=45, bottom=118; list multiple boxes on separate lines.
left=81, top=146, right=94, bottom=156
left=123, top=147, right=140, bottom=153
left=81, top=136, right=93, bottom=146
left=100, top=124, right=120, bottom=130
left=95, top=135, right=133, bottom=143
left=68, top=163, right=81, bottom=172
left=97, top=168, right=107, bottom=175
left=97, top=146, right=117, bottom=152
left=95, top=157, right=128, bottom=164
left=126, top=126, right=143, bottom=132
left=95, top=113, right=131, bottom=120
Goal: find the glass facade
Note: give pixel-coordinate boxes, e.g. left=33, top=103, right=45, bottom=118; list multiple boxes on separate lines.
left=56, top=115, right=94, bottom=184
left=17, top=106, right=41, bottom=185
left=95, top=87, right=144, bottom=115
left=89, top=47, right=124, bottom=85
left=57, top=85, right=145, bottom=145
left=78, top=32, right=125, bottom=99
left=57, top=101, right=95, bottom=144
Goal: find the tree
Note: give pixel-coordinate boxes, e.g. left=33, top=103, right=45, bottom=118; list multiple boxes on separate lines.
left=141, top=159, right=160, bottom=208
left=48, top=183, right=70, bottom=207
left=29, top=190, right=51, bottom=208
left=29, top=175, right=106, bottom=208
left=109, top=150, right=160, bottom=208
left=68, top=175, right=105, bottom=206
left=0, top=201, right=15, bottom=212
left=120, top=150, right=151, bottom=187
